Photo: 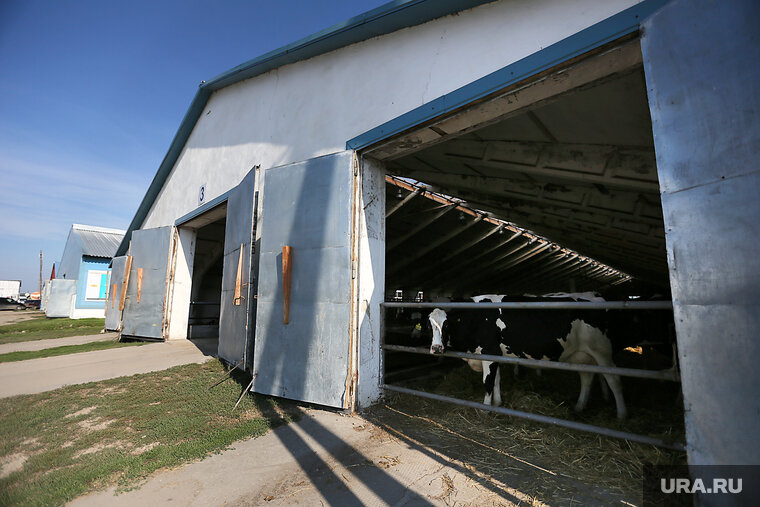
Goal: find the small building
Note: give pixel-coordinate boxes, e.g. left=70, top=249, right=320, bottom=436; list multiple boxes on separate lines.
left=109, top=0, right=759, bottom=466
left=46, top=224, right=125, bottom=319
left=0, top=280, right=22, bottom=300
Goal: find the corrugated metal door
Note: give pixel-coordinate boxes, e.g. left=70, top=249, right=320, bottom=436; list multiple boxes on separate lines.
left=218, top=169, right=256, bottom=367
left=105, top=255, right=127, bottom=331
left=121, top=226, right=177, bottom=339
left=641, top=0, right=760, bottom=465
left=253, top=152, right=355, bottom=408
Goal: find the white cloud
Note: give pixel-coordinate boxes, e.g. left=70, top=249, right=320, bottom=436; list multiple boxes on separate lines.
left=0, top=151, right=147, bottom=240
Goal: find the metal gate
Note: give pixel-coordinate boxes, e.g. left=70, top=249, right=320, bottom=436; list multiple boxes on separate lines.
left=382, top=300, right=685, bottom=450
left=218, top=168, right=257, bottom=367
left=105, top=255, right=129, bottom=331
left=121, top=226, right=177, bottom=339
left=252, top=152, right=355, bottom=408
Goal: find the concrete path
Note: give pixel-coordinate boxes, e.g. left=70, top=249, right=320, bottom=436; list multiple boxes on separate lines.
left=0, top=339, right=215, bottom=398
left=0, top=333, right=118, bottom=354
left=71, top=408, right=520, bottom=506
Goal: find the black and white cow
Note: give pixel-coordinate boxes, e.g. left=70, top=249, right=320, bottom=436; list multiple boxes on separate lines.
left=427, top=293, right=628, bottom=419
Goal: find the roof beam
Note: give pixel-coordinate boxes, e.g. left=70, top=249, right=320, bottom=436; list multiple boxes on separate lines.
left=423, top=232, right=528, bottom=289
left=386, top=188, right=421, bottom=218
left=436, top=153, right=660, bottom=193
left=417, top=176, right=663, bottom=227
left=401, top=223, right=506, bottom=287
left=386, top=203, right=457, bottom=251
left=458, top=242, right=553, bottom=289
left=387, top=214, right=484, bottom=277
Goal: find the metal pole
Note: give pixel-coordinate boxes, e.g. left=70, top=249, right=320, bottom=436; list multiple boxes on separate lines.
left=39, top=250, right=42, bottom=298
left=383, top=384, right=685, bottom=451
left=381, top=301, right=673, bottom=310
left=382, top=344, right=680, bottom=381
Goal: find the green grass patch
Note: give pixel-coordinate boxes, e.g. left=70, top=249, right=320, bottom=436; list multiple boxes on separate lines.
left=0, top=340, right=147, bottom=363
left=0, top=360, right=298, bottom=506
left=0, top=318, right=106, bottom=344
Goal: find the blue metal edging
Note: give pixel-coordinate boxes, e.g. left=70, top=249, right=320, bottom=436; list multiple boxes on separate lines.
left=201, top=0, right=494, bottom=92
left=174, top=189, right=232, bottom=226
left=346, top=0, right=671, bottom=151
left=114, top=0, right=494, bottom=257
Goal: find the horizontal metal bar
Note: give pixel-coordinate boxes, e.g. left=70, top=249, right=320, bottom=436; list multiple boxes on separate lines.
left=383, top=384, right=686, bottom=451
left=381, top=301, right=672, bottom=310
left=382, top=344, right=680, bottom=381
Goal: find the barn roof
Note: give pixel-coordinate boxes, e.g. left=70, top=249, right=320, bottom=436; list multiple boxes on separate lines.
left=115, top=0, right=498, bottom=257
left=71, top=224, right=125, bottom=259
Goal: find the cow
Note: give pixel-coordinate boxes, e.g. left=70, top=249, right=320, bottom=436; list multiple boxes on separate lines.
left=427, top=294, right=628, bottom=419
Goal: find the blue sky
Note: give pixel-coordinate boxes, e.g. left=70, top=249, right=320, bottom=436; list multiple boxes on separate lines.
left=0, top=0, right=389, bottom=293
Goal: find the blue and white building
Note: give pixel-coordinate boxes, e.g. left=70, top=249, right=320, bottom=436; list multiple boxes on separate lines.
left=46, top=224, right=125, bottom=319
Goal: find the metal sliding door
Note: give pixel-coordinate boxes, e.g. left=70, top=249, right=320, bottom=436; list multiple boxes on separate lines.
left=105, top=255, right=127, bottom=331
left=218, top=169, right=257, bottom=367
left=121, top=226, right=177, bottom=339
left=253, top=152, right=355, bottom=408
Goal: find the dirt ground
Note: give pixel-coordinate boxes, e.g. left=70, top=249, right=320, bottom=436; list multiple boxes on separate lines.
left=71, top=405, right=612, bottom=506
left=71, top=397, right=666, bottom=506
left=0, top=310, right=42, bottom=326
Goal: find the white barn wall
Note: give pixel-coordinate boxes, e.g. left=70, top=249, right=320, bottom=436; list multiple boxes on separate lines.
left=142, top=0, right=640, bottom=229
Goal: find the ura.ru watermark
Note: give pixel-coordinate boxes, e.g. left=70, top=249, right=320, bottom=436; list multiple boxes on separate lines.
left=660, top=477, right=742, bottom=495
left=643, top=464, right=759, bottom=506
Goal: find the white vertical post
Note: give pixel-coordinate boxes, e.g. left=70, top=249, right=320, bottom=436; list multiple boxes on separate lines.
left=355, top=156, right=386, bottom=408
left=167, top=227, right=196, bottom=340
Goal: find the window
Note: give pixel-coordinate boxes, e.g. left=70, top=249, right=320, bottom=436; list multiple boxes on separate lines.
left=84, top=270, right=109, bottom=301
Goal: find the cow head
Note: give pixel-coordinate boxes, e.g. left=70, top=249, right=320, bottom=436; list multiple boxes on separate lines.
left=428, top=308, right=448, bottom=354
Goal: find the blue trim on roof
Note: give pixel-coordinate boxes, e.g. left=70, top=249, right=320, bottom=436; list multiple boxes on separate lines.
left=201, top=0, right=495, bottom=92
left=115, top=0, right=495, bottom=257
left=174, top=189, right=232, bottom=226
left=347, top=0, right=671, bottom=150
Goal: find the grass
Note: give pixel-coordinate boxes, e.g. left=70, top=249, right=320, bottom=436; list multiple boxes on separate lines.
left=0, top=318, right=106, bottom=344
left=0, top=360, right=298, bottom=506
left=0, top=340, right=147, bottom=363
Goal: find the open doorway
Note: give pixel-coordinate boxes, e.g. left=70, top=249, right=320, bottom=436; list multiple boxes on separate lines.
left=188, top=217, right=226, bottom=342
left=370, top=36, right=683, bottom=451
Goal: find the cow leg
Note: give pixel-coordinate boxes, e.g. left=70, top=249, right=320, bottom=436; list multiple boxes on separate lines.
left=493, top=363, right=502, bottom=406
left=482, top=361, right=500, bottom=406
left=598, top=374, right=610, bottom=401
left=600, top=373, right=627, bottom=419
left=575, top=371, right=594, bottom=413
left=587, top=351, right=627, bottom=419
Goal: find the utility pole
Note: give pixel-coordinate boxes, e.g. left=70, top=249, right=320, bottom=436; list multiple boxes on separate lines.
left=39, top=250, right=42, bottom=297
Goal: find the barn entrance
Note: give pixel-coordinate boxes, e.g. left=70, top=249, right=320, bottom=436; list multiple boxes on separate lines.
left=358, top=36, right=684, bottom=449
left=187, top=217, right=226, bottom=341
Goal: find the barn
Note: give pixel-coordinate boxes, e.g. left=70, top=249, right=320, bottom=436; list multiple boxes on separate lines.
left=45, top=224, right=125, bottom=319
left=108, top=0, right=759, bottom=466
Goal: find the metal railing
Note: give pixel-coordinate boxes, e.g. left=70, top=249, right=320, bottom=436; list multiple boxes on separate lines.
left=380, top=300, right=685, bottom=451
left=382, top=300, right=673, bottom=310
